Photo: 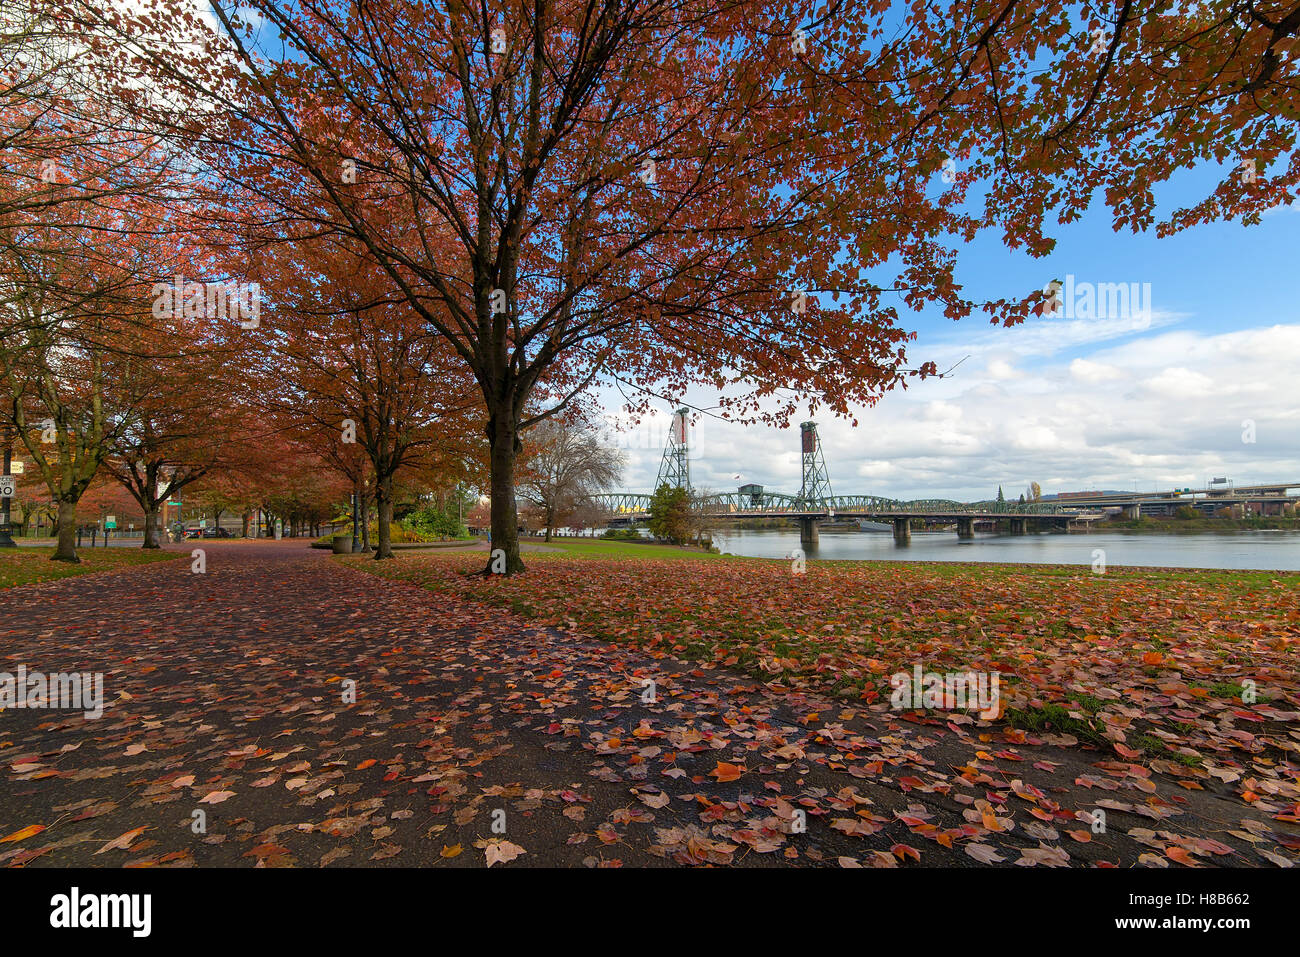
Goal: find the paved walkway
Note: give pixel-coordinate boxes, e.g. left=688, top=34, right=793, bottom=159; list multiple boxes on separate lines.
left=0, top=541, right=1292, bottom=867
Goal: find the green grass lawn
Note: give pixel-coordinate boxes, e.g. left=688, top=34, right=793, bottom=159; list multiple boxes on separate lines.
left=528, top=538, right=722, bottom=560
left=0, top=546, right=179, bottom=588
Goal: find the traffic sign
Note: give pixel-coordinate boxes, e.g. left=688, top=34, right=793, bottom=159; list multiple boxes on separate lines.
left=10, top=461, right=22, bottom=475
left=0, top=476, right=13, bottom=498
left=105, top=515, right=117, bottom=529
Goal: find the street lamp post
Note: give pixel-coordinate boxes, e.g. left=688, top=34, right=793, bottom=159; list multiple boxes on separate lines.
left=0, top=435, right=15, bottom=548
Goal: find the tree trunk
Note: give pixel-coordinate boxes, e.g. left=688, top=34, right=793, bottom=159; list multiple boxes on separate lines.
left=487, top=412, right=525, bottom=574
left=374, top=477, right=394, bottom=560
left=241, top=510, right=250, bottom=537
left=142, top=506, right=162, bottom=548
left=361, top=495, right=371, bottom=552
left=544, top=504, right=553, bottom=542
left=52, top=500, right=79, bottom=562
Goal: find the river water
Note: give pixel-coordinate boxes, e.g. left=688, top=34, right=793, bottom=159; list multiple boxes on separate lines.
left=710, top=527, right=1300, bottom=571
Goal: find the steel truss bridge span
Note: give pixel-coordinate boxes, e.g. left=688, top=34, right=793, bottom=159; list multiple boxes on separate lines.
left=593, top=418, right=1099, bottom=548
left=590, top=491, right=1077, bottom=517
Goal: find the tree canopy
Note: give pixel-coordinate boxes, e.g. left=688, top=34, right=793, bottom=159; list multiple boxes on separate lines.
left=13, top=0, right=1298, bottom=568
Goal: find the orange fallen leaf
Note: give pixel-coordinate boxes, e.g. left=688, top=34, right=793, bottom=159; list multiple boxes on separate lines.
left=1166, top=846, right=1198, bottom=866
left=891, top=843, right=921, bottom=862
left=0, top=824, right=45, bottom=843
left=244, top=842, right=289, bottom=859
left=710, top=761, right=744, bottom=783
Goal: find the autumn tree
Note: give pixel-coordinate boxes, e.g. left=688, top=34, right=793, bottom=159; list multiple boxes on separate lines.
left=103, top=297, right=251, bottom=546
left=258, top=460, right=349, bottom=537
left=9, top=481, right=54, bottom=537
left=519, top=416, right=622, bottom=541
left=252, top=237, right=481, bottom=559
left=83, top=0, right=1299, bottom=574
left=76, top=475, right=143, bottom=531
left=0, top=195, right=164, bottom=560
left=0, top=5, right=217, bottom=560
left=0, top=2, right=173, bottom=233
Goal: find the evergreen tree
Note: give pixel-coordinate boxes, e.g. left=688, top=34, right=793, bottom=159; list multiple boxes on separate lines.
left=647, top=484, right=695, bottom=545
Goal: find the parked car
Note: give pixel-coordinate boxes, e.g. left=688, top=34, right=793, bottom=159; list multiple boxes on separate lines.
left=201, top=527, right=233, bottom=539
left=183, top=526, right=204, bottom=540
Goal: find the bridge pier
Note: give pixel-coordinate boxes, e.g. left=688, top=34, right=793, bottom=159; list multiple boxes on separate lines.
left=1122, top=504, right=1141, bottom=520
left=798, top=517, right=819, bottom=551
left=957, top=517, right=975, bottom=540
left=1009, top=517, right=1026, bottom=536
left=892, top=518, right=911, bottom=545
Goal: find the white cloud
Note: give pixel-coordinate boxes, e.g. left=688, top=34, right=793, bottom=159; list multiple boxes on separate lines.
left=1069, top=358, right=1122, bottom=383
left=1143, top=367, right=1216, bottom=398
left=921, top=309, right=1183, bottom=372
left=986, top=358, right=1018, bottom=380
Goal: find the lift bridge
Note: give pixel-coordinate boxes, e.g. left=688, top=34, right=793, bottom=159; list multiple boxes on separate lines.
left=591, top=411, right=1101, bottom=549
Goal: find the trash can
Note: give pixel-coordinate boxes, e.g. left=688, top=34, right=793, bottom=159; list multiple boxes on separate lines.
left=331, top=534, right=351, bottom=554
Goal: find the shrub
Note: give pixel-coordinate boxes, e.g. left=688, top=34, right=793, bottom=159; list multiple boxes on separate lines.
left=401, top=504, right=468, bottom=540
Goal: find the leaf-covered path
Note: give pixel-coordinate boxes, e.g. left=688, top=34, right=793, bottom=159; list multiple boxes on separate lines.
left=1, top=541, right=1295, bottom=867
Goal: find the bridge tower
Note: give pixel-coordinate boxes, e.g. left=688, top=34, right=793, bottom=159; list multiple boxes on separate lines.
left=795, top=421, right=832, bottom=551
left=655, top=407, right=692, bottom=492
left=797, top=421, right=832, bottom=506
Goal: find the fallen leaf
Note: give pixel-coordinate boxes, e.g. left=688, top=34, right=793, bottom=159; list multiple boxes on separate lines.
left=0, top=825, right=46, bottom=843
left=483, top=840, right=526, bottom=867
left=95, top=827, right=150, bottom=855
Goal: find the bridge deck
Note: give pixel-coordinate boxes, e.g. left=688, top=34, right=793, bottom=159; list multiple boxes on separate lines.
left=606, top=509, right=1107, bottom=522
